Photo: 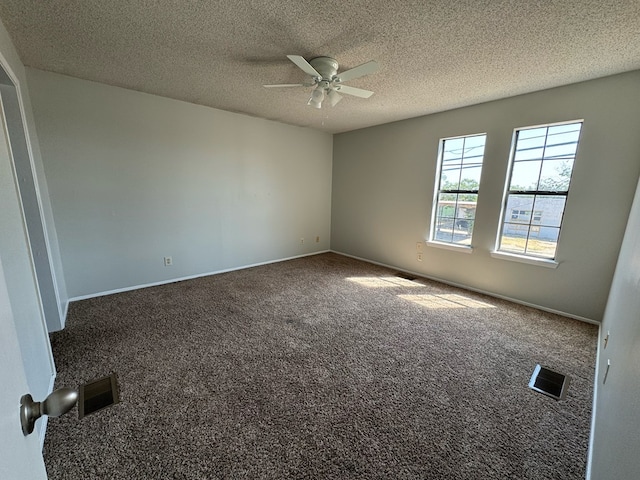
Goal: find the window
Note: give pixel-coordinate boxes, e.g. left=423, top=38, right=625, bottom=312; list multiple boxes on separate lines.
left=430, top=134, right=486, bottom=246
left=497, top=121, right=582, bottom=260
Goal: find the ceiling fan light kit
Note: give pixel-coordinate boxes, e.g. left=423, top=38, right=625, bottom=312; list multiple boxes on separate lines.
left=264, top=55, right=378, bottom=109
left=307, top=86, right=325, bottom=108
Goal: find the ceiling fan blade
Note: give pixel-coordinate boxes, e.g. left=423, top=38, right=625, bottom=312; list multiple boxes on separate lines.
left=263, top=83, right=305, bottom=88
left=336, top=60, right=379, bottom=83
left=335, top=85, right=374, bottom=98
left=327, top=89, right=343, bottom=107
left=287, top=55, right=321, bottom=78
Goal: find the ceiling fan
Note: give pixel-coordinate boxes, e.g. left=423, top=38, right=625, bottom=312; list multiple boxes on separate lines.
left=264, top=55, right=379, bottom=108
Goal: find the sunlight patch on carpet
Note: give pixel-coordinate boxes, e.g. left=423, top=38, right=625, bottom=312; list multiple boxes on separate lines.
left=347, top=276, right=425, bottom=288
left=398, top=293, right=495, bottom=309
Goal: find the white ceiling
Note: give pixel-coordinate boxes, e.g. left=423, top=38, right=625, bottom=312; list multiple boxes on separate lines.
left=0, top=0, right=639, bottom=134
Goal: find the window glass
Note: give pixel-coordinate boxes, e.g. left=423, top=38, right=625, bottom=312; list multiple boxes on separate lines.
left=430, top=134, right=486, bottom=246
left=497, top=122, right=582, bottom=259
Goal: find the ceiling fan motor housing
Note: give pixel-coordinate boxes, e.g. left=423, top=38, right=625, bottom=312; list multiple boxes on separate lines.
left=309, top=57, right=340, bottom=82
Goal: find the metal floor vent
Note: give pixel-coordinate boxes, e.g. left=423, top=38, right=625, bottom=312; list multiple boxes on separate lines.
left=395, top=272, right=418, bottom=281
left=529, top=364, right=570, bottom=401
left=79, top=373, right=120, bottom=419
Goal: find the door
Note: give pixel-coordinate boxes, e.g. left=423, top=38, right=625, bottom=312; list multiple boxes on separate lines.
left=0, top=256, right=48, bottom=479
left=0, top=65, right=53, bottom=478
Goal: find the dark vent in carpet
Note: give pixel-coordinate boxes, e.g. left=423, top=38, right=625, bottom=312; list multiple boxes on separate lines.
left=79, top=373, right=120, bottom=419
left=395, top=272, right=417, bottom=281
left=529, top=364, right=570, bottom=401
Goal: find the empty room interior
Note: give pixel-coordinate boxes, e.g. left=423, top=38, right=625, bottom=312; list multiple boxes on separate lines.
left=0, top=1, right=639, bottom=479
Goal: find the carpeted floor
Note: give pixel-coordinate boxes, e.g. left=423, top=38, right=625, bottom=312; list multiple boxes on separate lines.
left=44, top=253, right=598, bottom=479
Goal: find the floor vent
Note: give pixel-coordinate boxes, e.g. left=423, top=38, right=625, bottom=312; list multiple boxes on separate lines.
left=395, top=272, right=418, bottom=281
left=529, top=364, right=570, bottom=401
left=79, top=373, right=120, bottom=419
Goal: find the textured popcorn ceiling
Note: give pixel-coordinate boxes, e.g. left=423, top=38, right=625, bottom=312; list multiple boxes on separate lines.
left=0, top=0, right=639, bottom=133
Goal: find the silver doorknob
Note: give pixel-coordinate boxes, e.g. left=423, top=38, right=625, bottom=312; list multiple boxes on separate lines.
left=20, top=387, right=78, bottom=435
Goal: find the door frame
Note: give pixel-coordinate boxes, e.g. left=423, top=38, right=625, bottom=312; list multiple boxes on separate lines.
left=0, top=52, right=56, bottom=446
left=0, top=59, right=63, bottom=333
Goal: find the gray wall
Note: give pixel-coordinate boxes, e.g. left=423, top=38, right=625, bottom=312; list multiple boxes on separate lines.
left=26, top=69, right=333, bottom=299
left=587, top=176, right=640, bottom=479
left=331, top=71, right=640, bottom=321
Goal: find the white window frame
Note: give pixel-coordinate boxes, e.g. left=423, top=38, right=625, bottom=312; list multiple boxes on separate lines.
left=493, top=120, right=583, bottom=266
left=428, top=133, right=487, bottom=251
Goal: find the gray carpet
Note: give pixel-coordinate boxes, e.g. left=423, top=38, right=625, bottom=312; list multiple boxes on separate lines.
left=44, top=253, right=598, bottom=479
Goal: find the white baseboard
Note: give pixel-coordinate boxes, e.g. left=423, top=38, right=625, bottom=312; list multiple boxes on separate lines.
left=39, top=371, right=57, bottom=451
left=62, top=299, right=69, bottom=328
left=585, top=326, right=603, bottom=480
left=68, top=251, right=331, bottom=303
left=331, top=250, right=600, bottom=325
left=66, top=247, right=599, bottom=323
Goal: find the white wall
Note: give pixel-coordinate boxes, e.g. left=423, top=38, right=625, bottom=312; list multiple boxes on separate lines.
left=587, top=176, right=640, bottom=478
left=26, top=69, right=333, bottom=299
left=332, top=71, right=640, bottom=321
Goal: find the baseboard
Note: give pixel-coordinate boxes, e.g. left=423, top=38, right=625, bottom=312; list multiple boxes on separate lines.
left=331, top=250, right=600, bottom=325
left=39, top=371, right=57, bottom=451
left=66, top=247, right=598, bottom=323
left=62, top=299, right=69, bottom=329
left=584, top=326, right=603, bottom=480
left=68, top=251, right=331, bottom=303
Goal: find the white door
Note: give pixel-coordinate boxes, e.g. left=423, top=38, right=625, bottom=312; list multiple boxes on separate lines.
left=0, top=76, right=52, bottom=478
left=0, top=255, right=48, bottom=479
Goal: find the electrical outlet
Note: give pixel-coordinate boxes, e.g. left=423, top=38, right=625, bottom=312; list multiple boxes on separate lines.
left=164, top=256, right=173, bottom=266
left=316, top=236, right=320, bottom=243
left=417, top=253, right=423, bottom=262
left=300, top=238, right=304, bottom=245
left=416, top=242, right=423, bottom=252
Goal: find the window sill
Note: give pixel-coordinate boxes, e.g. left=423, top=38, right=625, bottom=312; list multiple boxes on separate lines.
left=426, top=241, right=473, bottom=254
left=490, top=250, right=559, bottom=269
